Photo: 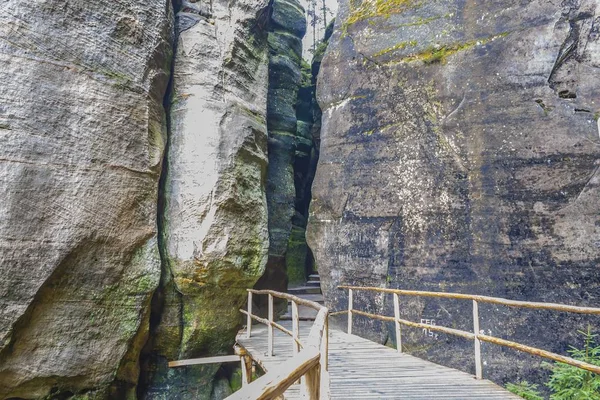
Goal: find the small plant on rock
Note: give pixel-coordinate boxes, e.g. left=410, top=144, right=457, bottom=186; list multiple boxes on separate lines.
left=506, top=381, right=544, bottom=400
left=546, top=327, right=600, bottom=400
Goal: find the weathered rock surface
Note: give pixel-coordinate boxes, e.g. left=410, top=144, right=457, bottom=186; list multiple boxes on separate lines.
left=0, top=1, right=173, bottom=398
left=308, top=0, right=600, bottom=385
left=141, top=0, right=271, bottom=397
left=255, top=0, right=306, bottom=295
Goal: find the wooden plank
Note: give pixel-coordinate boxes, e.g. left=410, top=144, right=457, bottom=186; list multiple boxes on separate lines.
left=168, top=355, right=239, bottom=367
left=338, top=285, right=600, bottom=314
left=233, top=320, right=521, bottom=400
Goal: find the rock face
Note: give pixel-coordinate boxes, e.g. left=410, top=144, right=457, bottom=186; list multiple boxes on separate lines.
left=141, top=0, right=271, bottom=397
left=0, top=0, right=173, bottom=398
left=255, top=0, right=306, bottom=294
left=308, top=0, right=600, bottom=385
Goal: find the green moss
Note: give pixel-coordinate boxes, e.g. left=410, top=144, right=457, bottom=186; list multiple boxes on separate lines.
left=230, top=368, right=243, bottom=393
left=343, top=0, right=418, bottom=32
left=374, top=40, right=417, bottom=57
left=397, top=14, right=445, bottom=27
left=388, top=32, right=509, bottom=65
left=286, top=227, right=309, bottom=286
left=594, top=112, right=599, bottom=121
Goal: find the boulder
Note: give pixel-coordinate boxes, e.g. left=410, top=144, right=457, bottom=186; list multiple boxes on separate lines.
left=0, top=0, right=173, bottom=397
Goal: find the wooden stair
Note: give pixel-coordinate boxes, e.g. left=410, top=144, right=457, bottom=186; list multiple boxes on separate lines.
left=281, top=274, right=323, bottom=321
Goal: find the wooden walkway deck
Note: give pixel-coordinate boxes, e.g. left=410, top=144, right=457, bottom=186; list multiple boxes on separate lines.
left=236, top=321, right=520, bottom=399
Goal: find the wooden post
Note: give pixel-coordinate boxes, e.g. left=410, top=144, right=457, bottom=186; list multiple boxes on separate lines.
left=347, top=288, right=353, bottom=335
left=302, top=364, right=320, bottom=400
left=393, top=293, right=402, bottom=353
left=241, top=355, right=253, bottom=386
left=292, top=300, right=300, bottom=355
left=323, top=317, right=329, bottom=371
left=268, top=293, right=274, bottom=357
left=473, top=300, right=482, bottom=379
left=246, top=291, right=253, bottom=339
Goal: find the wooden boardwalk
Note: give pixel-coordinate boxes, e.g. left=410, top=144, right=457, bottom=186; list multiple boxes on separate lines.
left=236, top=321, right=520, bottom=399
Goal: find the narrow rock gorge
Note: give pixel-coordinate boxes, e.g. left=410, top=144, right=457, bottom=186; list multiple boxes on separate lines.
left=1, top=0, right=600, bottom=398
left=308, top=0, right=600, bottom=386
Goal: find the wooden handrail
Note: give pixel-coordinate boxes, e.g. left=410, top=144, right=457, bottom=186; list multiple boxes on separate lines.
left=338, top=285, right=600, bottom=315
left=350, top=309, right=476, bottom=340
left=337, top=285, right=600, bottom=378
left=248, top=289, right=326, bottom=311
left=225, top=347, right=320, bottom=400
left=240, top=309, right=304, bottom=349
left=226, top=289, right=329, bottom=400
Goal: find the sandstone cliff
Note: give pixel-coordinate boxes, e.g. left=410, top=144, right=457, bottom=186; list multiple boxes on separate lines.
left=0, top=0, right=173, bottom=397
left=0, top=0, right=272, bottom=397
left=139, top=0, right=271, bottom=397
left=308, top=0, right=600, bottom=384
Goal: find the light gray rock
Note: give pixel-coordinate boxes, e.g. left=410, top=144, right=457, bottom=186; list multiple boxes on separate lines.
left=143, top=0, right=271, bottom=396
left=308, top=0, right=600, bottom=385
left=0, top=0, right=173, bottom=398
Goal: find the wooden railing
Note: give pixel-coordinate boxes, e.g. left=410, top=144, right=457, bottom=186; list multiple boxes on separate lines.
left=335, top=285, right=600, bottom=379
left=225, top=289, right=329, bottom=400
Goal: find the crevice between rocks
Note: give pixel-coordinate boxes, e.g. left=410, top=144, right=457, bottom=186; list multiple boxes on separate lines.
left=136, top=0, right=181, bottom=397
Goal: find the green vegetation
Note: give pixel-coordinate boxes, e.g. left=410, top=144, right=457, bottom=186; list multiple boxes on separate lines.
left=374, top=40, right=417, bottom=57
left=547, top=328, right=600, bottom=399
left=378, top=32, right=509, bottom=66
left=507, top=327, right=600, bottom=400
left=506, top=381, right=544, bottom=400
left=344, top=0, right=416, bottom=30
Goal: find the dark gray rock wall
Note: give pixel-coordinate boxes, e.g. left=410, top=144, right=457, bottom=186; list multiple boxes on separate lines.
left=308, top=0, right=600, bottom=385
left=255, top=0, right=307, bottom=295
left=0, top=0, right=173, bottom=398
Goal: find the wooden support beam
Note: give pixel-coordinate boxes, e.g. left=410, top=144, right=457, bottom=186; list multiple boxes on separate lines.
left=168, top=355, right=240, bottom=368
left=292, top=300, right=300, bottom=355
left=241, top=355, right=253, bottom=386
left=473, top=300, right=483, bottom=379
left=246, top=291, right=253, bottom=339
left=268, top=293, right=274, bottom=357
left=393, top=293, right=402, bottom=353
left=347, top=288, right=353, bottom=335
